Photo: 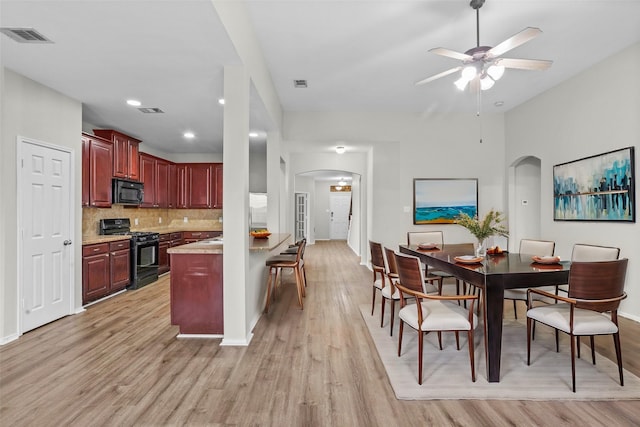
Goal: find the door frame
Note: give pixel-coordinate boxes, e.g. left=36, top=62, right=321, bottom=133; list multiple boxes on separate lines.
left=16, top=136, right=76, bottom=335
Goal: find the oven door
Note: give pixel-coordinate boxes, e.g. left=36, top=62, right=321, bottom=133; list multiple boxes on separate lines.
left=131, top=239, right=159, bottom=288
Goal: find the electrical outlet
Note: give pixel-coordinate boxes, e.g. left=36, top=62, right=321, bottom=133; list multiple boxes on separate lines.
left=134, top=218, right=139, bottom=226
left=183, top=217, right=188, bottom=223
left=218, top=217, right=223, bottom=223
left=158, top=217, right=162, bottom=224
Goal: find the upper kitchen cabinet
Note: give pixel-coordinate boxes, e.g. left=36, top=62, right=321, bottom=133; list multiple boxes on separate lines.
left=93, top=129, right=141, bottom=180
left=82, top=132, right=113, bottom=208
left=185, top=163, right=222, bottom=209
left=139, top=152, right=172, bottom=208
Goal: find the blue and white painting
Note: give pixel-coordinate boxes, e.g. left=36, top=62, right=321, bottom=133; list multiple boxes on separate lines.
left=414, top=179, right=478, bottom=224
left=553, top=147, right=635, bottom=222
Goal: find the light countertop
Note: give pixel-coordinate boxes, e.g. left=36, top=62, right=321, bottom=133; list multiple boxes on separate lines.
left=167, top=233, right=291, bottom=255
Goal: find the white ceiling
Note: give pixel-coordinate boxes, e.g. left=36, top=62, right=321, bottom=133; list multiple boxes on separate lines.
left=2, top=1, right=639, bottom=154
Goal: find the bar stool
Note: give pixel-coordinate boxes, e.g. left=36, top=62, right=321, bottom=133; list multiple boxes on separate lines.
left=281, top=239, right=307, bottom=288
left=264, top=240, right=306, bottom=313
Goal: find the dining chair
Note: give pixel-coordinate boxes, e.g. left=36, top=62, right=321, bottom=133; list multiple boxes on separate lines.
left=406, top=231, right=460, bottom=295
left=526, top=258, right=628, bottom=392
left=380, top=247, right=438, bottom=336
left=503, top=238, right=556, bottom=319
left=264, top=239, right=306, bottom=313
left=394, top=251, right=479, bottom=385
left=369, top=240, right=387, bottom=316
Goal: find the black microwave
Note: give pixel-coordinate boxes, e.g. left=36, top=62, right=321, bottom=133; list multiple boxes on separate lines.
left=112, top=178, right=144, bottom=205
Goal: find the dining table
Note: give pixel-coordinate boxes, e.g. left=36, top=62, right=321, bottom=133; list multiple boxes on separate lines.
left=399, top=243, right=570, bottom=382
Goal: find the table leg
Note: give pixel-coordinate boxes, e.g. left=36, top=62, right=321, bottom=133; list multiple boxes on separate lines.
left=483, top=282, right=504, bottom=382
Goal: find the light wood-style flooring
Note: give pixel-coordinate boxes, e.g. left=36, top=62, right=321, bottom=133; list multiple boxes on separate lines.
left=1, top=241, right=639, bottom=426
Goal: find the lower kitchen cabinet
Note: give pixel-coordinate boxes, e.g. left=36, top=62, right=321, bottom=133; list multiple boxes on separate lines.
left=158, top=233, right=171, bottom=275
left=82, top=240, right=131, bottom=304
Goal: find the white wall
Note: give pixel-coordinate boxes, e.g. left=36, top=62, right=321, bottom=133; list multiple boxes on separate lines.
left=506, top=42, right=640, bottom=320
left=1, top=69, right=83, bottom=342
left=284, top=112, right=507, bottom=263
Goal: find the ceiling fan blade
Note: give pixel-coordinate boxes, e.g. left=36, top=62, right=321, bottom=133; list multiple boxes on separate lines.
left=429, top=47, right=473, bottom=61
left=415, top=66, right=462, bottom=86
left=496, top=58, right=553, bottom=71
left=487, top=27, right=542, bottom=58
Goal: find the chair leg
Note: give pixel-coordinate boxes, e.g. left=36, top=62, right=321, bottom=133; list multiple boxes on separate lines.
left=371, top=287, right=376, bottom=315
left=380, top=296, right=386, bottom=328
left=264, top=267, right=275, bottom=313
left=526, top=316, right=532, bottom=365
left=398, top=321, right=404, bottom=357
left=555, top=329, right=560, bottom=352
left=418, top=330, right=424, bottom=385
left=570, top=334, right=577, bottom=393
left=590, top=336, right=596, bottom=364
left=513, top=300, right=518, bottom=319
left=437, top=331, right=443, bottom=350
left=294, top=266, right=304, bottom=309
left=455, top=331, right=460, bottom=350
left=613, top=332, right=624, bottom=386
left=298, top=266, right=306, bottom=297
left=390, top=299, right=395, bottom=336
left=468, top=329, right=476, bottom=382
left=577, top=336, right=581, bottom=359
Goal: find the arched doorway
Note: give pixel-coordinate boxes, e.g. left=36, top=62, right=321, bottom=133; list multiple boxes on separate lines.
left=509, top=155, right=542, bottom=249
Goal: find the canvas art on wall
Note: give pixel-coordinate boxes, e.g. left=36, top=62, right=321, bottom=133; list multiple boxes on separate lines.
left=413, top=178, right=478, bottom=224
left=553, top=147, right=635, bottom=222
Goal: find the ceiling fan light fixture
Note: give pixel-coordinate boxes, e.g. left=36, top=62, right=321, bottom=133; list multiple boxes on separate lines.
left=480, top=75, right=495, bottom=91
left=461, top=65, right=477, bottom=80
left=454, top=76, right=470, bottom=91
left=335, top=146, right=346, bottom=154
left=487, top=64, right=505, bottom=80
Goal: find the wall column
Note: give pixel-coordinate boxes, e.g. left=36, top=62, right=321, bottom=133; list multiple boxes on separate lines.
left=221, top=65, right=251, bottom=345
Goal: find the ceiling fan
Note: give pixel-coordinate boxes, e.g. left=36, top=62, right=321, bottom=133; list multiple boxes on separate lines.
left=416, top=0, right=553, bottom=91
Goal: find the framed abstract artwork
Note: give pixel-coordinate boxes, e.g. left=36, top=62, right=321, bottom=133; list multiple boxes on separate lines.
left=553, top=147, right=635, bottom=222
left=413, top=178, right=478, bottom=224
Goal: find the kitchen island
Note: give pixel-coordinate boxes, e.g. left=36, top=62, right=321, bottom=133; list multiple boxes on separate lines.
left=167, top=233, right=290, bottom=337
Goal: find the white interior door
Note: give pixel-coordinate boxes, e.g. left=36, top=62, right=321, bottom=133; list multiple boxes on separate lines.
left=329, top=192, right=351, bottom=240
left=20, top=138, right=74, bottom=332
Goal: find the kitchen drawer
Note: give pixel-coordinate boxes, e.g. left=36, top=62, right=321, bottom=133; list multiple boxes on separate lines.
left=82, top=243, right=109, bottom=256
left=170, top=232, right=183, bottom=240
left=109, top=240, right=130, bottom=251
left=159, top=233, right=171, bottom=242
left=182, top=231, right=220, bottom=240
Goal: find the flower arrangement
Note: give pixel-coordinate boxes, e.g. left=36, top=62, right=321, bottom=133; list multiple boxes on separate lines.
left=455, top=209, right=509, bottom=241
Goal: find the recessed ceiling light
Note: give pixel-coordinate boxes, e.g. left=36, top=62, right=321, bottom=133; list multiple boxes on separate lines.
left=126, top=99, right=141, bottom=107
left=249, top=132, right=259, bottom=138
left=218, top=98, right=225, bottom=105
left=335, top=146, right=346, bottom=154
left=183, top=132, right=195, bottom=139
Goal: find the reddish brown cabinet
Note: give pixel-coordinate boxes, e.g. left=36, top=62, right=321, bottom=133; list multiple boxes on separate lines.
left=155, top=158, right=170, bottom=208
left=176, top=164, right=189, bottom=208
left=170, top=253, right=223, bottom=334
left=109, top=240, right=131, bottom=292
left=82, top=239, right=131, bottom=304
left=139, top=153, right=157, bottom=208
left=188, top=163, right=214, bottom=208
left=82, top=243, right=110, bottom=303
left=158, top=233, right=171, bottom=275
left=182, top=231, right=221, bottom=244
left=168, top=163, right=178, bottom=208
left=213, top=163, right=223, bottom=208
left=81, top=133, right=113, bottom=208
left=93, top=129, right=141, bottom=180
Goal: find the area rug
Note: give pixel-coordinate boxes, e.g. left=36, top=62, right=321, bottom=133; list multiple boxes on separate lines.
left=360, top=305, right=640, bottom=400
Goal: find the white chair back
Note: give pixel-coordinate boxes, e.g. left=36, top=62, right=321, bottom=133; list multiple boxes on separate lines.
left=519, top=239, right=555, bottom=256
left=407, top=231, right=444, bottom=246
left=572, top=244, right=620, bottom=261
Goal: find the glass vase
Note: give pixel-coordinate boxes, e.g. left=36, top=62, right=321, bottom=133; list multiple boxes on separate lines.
left=475, top=238, right=487, bottom=258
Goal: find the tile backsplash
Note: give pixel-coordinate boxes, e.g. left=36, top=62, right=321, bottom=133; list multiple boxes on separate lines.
left=83, top=206, right=222, bottom=237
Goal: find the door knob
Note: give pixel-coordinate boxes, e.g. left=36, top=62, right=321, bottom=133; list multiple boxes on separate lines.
left=63, top=240, right=72, bottom=246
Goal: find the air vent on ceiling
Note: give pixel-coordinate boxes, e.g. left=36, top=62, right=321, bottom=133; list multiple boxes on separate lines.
left=0, top=27, right=53, bottom=43
left=138, top=107, right=164, bottom=114
left=293, top=79, right=308, bottom=88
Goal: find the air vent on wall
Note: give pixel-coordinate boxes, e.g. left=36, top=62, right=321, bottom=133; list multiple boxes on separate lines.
left=138, top=107, right=164, bottom=114
left=0, top=27, right=53, bottom=43
left=293, top=79, right=308, bottom=88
